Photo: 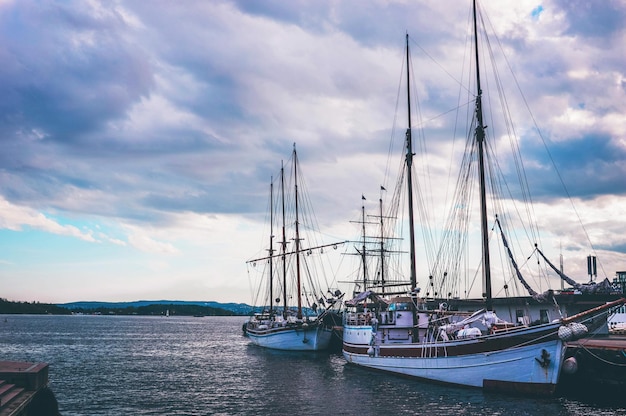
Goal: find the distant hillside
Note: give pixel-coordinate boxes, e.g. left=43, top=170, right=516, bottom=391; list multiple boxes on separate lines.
left=0, top=298, right=72, bottom=315
left=59, top=300, right=254, bottom=315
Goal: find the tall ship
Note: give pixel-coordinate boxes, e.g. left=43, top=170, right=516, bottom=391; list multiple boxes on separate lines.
left=245, top=145, right=344, bottom=351
left=342, top=0, right=625, bottom=395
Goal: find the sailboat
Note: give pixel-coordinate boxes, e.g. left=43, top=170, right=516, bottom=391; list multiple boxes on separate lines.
left=245, top=145, right=344, bottom=351
left=342, top=0, right=625, bottom=395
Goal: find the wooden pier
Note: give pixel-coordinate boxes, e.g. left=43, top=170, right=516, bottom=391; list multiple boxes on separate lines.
left=0, top=361, right=50, bottom=416
left=559, top=335, right=626, bottom=397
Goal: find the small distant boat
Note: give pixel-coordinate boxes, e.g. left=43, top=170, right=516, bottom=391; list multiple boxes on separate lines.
left=245, top=145, right=344, bottom=351
left=342, top=0, right=625, bottom=395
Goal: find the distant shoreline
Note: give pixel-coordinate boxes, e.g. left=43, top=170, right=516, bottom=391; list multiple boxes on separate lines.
left=0, top=298, right=252, bottom=316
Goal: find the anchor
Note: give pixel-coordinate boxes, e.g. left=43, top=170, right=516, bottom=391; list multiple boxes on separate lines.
left=535, top=349, right=551, bottom=368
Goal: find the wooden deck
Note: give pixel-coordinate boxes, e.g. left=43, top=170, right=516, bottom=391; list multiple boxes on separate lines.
left=0, top=361, right=49, bottom=416
left=567, top=335, right=626, bottom=351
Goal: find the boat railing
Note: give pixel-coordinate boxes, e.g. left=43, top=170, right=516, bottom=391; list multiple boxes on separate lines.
left=345, top=312, right=374, bottom=326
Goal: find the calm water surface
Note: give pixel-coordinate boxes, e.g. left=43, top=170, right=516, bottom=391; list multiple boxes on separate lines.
left=1, top=314, right=624, bottom=415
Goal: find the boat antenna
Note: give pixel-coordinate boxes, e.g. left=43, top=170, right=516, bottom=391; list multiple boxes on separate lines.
left=473, top=0, right=493, bottom=310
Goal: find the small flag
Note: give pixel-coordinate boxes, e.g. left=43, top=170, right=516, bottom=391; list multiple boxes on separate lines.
left=380, top=185, right=386, bottom=191
left=362, top=194, right=366, bottom=200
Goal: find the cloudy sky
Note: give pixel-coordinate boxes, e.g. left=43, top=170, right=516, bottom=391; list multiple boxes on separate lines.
left=1, top=0, right=625, bottom=304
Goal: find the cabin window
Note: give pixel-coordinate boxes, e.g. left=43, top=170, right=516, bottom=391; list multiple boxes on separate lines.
left=539, top=309, right=549, bottom=324
left=515, top=309, right=530, bottom=325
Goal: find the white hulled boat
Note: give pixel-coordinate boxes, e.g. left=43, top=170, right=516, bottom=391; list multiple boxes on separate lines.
left=245, top=145, right=344, bottom=351
left=342, top=0, right=625, bottom=395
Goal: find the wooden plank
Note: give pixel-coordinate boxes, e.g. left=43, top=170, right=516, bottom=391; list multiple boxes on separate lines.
left=0, top=383, right=15, bottom=397
left=0, top=386, right=23, bottom=407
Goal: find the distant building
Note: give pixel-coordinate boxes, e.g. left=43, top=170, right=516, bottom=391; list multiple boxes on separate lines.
left=614, top=271, right=626, bottom=295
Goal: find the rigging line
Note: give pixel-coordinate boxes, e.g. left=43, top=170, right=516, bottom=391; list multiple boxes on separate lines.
left=483, top=2, right=603, bottom=278
left=384, top=42, right=407, bottom=192
left=576, top=344, right=626, bottom=367
left=407, top=45, right=437, bottom=269
left=448, top=3, right=475, bottom=209
left=477, top=35, right=556, bottom=292
left=480, top=9, right=542, bottom=250
left=246, top=262, right=262, bottom=309
left=408, top=33, right=472, bottom=97
left=430, top=13, right=478, bottom=291
left=499, top=325, right=563, bottom=351
left=412, top=101, right=474, bottom=130
left=481, top=26, right=538, bottom=292
left=484, top=138, right=532, bottom=248
left=495, top=216, right=538, bottom=297
left=485, top=144, right=552, bottom=293
left=430, top=122, right=476, bottom=292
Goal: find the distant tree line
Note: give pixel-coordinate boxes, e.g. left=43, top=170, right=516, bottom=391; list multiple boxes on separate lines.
left=0, top=299, right=242, bottom=316
left=0, top=298, right=72, bottom=315
left=70, top=303, right=240, bottom=316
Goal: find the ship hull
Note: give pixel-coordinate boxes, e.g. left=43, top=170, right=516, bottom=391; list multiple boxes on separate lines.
left=247, top=323, right=333, bottom=351
left=343, top=323, right=564, bottom=395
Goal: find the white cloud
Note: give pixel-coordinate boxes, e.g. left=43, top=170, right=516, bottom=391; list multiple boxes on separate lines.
left=127, top=231, right=179, bottom=254
left=0, top=197, right=96, bottom=242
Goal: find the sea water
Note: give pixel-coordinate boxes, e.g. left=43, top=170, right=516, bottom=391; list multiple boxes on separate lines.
left=1, top=314, right=624, bottom=415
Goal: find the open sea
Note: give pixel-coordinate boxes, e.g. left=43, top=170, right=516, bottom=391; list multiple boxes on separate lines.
left=1, top=314, right=625, bottom=415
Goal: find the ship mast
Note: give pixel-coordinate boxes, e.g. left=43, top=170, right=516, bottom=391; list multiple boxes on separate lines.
left=281, top=162, right=288, bottom=319
left=269, top=178, right=274, bottom=314
left=473, top=0, right=493, bottom=310
left=405, top=33, right=418, bottom=292
left=293, top=145, right=304, bottom=319
left=361, top=202, right=368, bottom=290
left=379, top=193, right=386, bottom=294
left=404, top=33, right=420, bottom=343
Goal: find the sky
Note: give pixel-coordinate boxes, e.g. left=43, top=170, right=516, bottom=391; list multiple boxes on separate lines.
left=1, top=0, right=625, bottom=304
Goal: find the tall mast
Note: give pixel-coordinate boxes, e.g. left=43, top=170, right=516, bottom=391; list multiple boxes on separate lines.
left=405, top=33, right=419, bottom=343
left=293, top=145, right=303, bottom=319
left=405, top=33, right=418, bottom=292
left=473, top=0, right=493, bottom=309
left=269, top=178, right=274, bottom=314
left=379, top=192, right=386, bottom=294
left=361, top=202, right=367, bottom=290
left=281, top=162, right=288, bottom=318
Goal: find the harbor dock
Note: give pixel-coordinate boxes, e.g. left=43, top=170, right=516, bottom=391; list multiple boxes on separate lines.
left=0, top=361, right=52, bottom=416
left=559, top=335, right=626, bottom=398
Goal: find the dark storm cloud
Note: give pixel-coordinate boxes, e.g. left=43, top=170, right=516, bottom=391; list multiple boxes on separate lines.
left=459, top=0, right=626, bottom=208
left=555, top=0, right=625, bottom=38
left=521, top=132, right=626, bottom=201
left=0, top=1, right=158, bottom=220
left=0, top=2, right=153, bottom=144
left=232, top=0, right=454, bottom=50
left=0, top=1, right=260, bottom=224
left=596, top=242, right=626, bottom=255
